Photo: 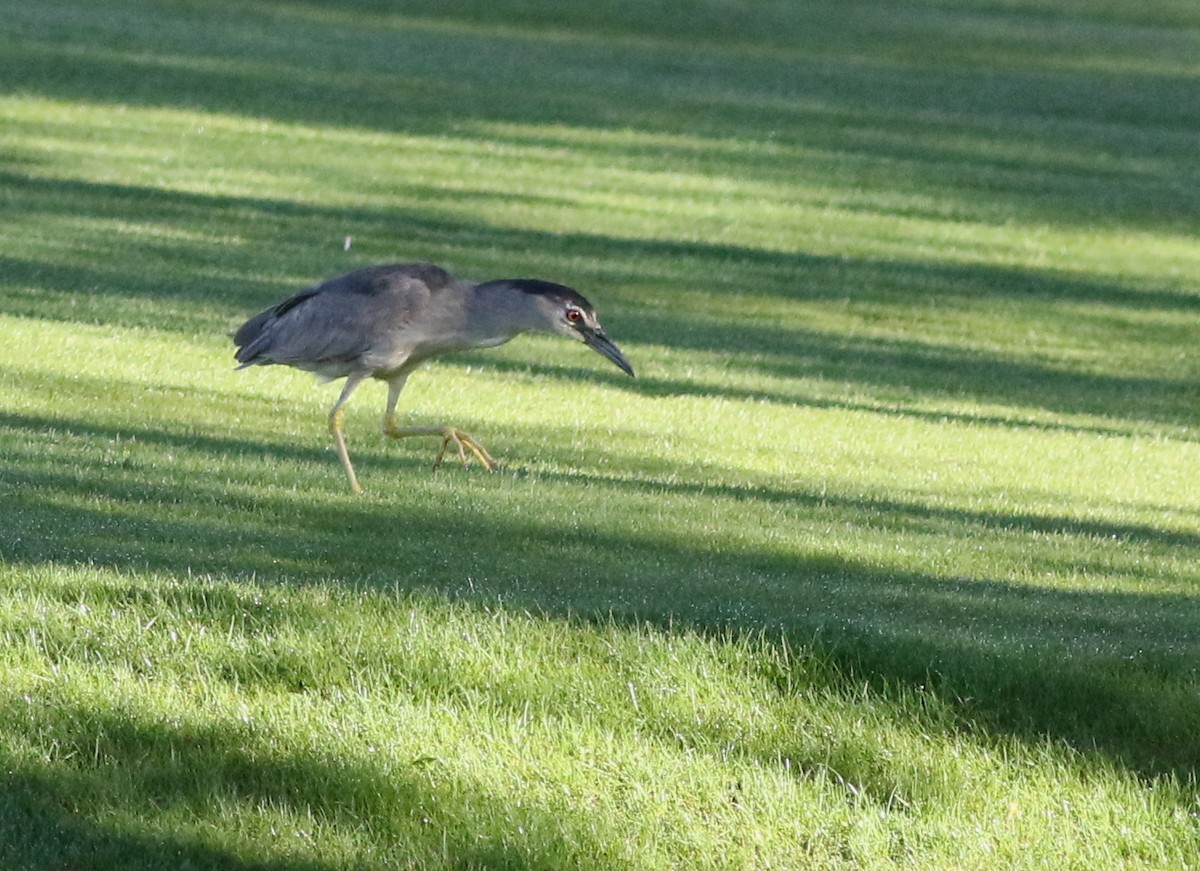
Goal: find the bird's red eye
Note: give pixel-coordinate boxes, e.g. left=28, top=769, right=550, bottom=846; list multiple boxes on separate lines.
left=566, top=308, right=583, bottom=324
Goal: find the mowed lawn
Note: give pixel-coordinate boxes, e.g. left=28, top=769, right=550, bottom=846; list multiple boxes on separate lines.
left=1, top=1, right=1199, bottom=868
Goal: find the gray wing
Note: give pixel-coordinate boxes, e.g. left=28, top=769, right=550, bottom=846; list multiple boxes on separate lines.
left=233, top=263, right=456, bottom=372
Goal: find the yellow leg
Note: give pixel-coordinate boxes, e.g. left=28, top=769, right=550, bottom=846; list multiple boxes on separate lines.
left=329, top=407, right=364, bottom=494
left=383, top=419, right=497, bottom=471
left=326, top=372, right=369, bottom=493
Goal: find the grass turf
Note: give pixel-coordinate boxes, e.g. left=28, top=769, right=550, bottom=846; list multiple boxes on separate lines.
left=1, top=0, right=1199, bottom=868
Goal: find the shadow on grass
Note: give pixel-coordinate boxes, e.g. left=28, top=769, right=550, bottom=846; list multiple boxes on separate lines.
left=4, top=0, right=1199, bottom=232
left=4, top=406, right=1199, bottom=555
left=5, top=168, right=1197, bottom=311
left=2, top=410, right=1199, bottom=785
left=2, top=172, right=1197, bottom=432
left=0, top=700, right=596, bottom=871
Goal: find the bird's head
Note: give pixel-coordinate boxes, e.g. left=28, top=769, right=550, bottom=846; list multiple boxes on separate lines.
left=499, top=279, right=635, bottom=377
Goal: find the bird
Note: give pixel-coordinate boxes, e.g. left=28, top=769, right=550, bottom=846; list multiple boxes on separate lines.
left=233, top=261, right=634, bottom=493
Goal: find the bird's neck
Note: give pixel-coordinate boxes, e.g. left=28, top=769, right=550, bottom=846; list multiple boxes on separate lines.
left=470, top=281, right=550, bottom=337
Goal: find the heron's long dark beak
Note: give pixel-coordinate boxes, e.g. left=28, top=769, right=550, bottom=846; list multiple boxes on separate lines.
left=581, top=327, right=635, bottom=377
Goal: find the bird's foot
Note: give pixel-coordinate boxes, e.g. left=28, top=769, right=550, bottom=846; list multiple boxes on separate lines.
left=382, top=423, right=497, bottom=471
left=434, top=428, right=497, bottom=471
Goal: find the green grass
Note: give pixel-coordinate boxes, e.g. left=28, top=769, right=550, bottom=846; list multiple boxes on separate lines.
left=1, top=0, right=1199, bottom=867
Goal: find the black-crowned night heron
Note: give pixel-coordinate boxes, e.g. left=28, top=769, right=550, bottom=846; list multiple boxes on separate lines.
left=234, top=261, right=634, bottom=493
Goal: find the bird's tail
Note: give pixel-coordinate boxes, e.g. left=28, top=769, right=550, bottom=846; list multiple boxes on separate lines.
left=233, top=309, right=276, bottom=367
